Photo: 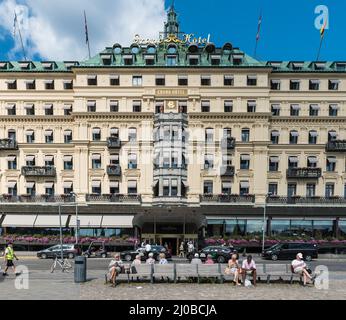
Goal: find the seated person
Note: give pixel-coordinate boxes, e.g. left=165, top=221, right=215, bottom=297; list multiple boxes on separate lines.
left=204, top=254, right=214, bottom=264
left=241, top=255, right=257, bottom=286
left=158, top=253, right=168, bottom=265
left=226, top=254, right=241, bottom=286
left=190, top=253, right=202, bottom=265
left=291, top=253, right=315, bottom=286
left=108, top=254, right=124, bottom=287
left=146, top=252, right=156, bottom=265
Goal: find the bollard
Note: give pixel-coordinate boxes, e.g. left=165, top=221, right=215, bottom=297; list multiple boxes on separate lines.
left=74, top=256, right=87, bottom=283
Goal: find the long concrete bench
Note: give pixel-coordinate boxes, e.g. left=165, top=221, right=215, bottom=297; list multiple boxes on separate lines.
left=153, top=264, right=175, bottom=282
left=130, top=264, right=154, bottom=283
left=197, top=264, right=222, bottom=283
left=175, top=264, right=198, bottom=283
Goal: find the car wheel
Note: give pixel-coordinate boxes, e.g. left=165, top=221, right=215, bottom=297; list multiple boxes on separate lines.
left=125, top=254, right=132, bottom=262
left=68, top=253, right=74, bottom=259
left=305, top=255, right=312, bottom=262
left=217, top=256, right=225, bottom=263
left=271, top=254, right=278, bottom=261
left=41, top=253, right=47, bottom=259
left=101, top=253, right=107, bottom=258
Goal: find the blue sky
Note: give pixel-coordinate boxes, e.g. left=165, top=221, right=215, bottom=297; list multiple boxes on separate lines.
left=0, top=0, right=345, bottom=61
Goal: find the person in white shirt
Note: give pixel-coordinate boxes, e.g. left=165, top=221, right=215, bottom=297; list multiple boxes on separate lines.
left=146, top=252, right=155, bottom=265
left=241, top=255, right=257, bottom=286
left=145, top=242, right=152, bottom=254
left=187, top=241, right=194, bottom=254
left=190, top=253, right=202, bottom=265
left=108, top=254, right=124, bottom=287
left=158, top=253, right=168, bottom=265
left=291, top=253, right=315, bottom=286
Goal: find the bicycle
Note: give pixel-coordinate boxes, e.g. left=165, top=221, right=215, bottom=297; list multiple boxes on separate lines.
left=50, top=255, right=72, bottom=273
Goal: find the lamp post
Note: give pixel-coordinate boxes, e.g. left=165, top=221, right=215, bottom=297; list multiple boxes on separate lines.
left=262, top=193, right=272, bottom=253
left=70, top=192, right=79, bottom=245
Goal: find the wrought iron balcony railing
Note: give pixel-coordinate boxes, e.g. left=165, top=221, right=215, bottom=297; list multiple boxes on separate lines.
left=0, top=139, right=18, bottom=150
left=221, top=137, right=236, bottom=150
left=200, top=194, right=255, bottom=203
left=286, top=168, right=322, bottom=179
left=0, top=194, right=74, bottom=203
left=267, top=196, right=346, bottom=205
left=107, top=165, right=121, bottom=176
left=21, top=166, right=56, bottom=177
left=86, top=194, right=141, bottom=203
left=107, top=137, right=121, bottom=149
left=326, top=140, right=346, bottom=152
left=220, top=166, right=235, bottom=177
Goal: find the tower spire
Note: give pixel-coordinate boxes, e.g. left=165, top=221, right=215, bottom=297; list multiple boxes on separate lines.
left=164, top=0, right=180, bottom=38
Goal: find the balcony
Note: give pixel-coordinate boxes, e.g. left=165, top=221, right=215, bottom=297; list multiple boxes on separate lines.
left=0, top=194, right=74, bottom=203
left=222, top=137, right=236, bottom=150
left=154, top=113, right=188, bottom=123
left=267, top=196, right=346, bottom=205
left=220, top=166, right=235, bottom=177
left=107, top=165, right=121, bottom=176
left=86, top=194, right=141, bottom=203
left=200, top=194, right=255, bottom=204
left=286, top=168, right=321, bottom=179
left=107, top=137, right=121, bottom=149
left=326, top=140, right=346, bottom=152
left=21, top=166, right=56, bottom=177
left=0, top=139, right=18, bottom=150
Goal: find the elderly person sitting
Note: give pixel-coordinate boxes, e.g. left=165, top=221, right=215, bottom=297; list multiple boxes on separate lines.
left=226, top=254, right=241, bottom=286
left=108, top=253, right=124, bottom=287
left=146, top=252, right=156, bottom=265
left=158, top=253, right=168, bottom=265
left=190, top=253, right=202, bottom=265
left=204, top=254, right=214, bottom=264
left=241, top=255, right=257, bottom=286
left=291, top=253, right=315, bottom=286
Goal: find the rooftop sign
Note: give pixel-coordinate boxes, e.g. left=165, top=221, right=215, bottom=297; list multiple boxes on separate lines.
left=133, top=33, right=211, bottom=46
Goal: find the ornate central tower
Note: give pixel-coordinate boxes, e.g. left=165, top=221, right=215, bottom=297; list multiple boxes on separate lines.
left=164, top=3, right=180, bottom=38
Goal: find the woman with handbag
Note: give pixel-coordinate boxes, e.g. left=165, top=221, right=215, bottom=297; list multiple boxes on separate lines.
left=225, top=254, right=241, bottom=286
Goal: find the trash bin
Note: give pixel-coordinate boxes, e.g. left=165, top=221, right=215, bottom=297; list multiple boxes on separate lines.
left=74, top=256, right=87, bottom=283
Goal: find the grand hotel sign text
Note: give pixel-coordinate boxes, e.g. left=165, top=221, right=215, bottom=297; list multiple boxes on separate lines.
left=133, top=33, right=211, bottom=46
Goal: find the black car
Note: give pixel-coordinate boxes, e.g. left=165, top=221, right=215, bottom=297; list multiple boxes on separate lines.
left=37, top=244, right=80, bottom=259
left=188, top=245, right=238, bottom=263
left=120, top=245, right=172, bottom=262
left=262, top=242, right=318, bottom=261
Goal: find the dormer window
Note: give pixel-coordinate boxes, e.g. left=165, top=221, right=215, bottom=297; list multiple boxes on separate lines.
left=188, top=55, right=199, bottom=66
left=211, top=55, right=221, bottom=66
left=147, top=46, right=156, bottom=54
left=123, top=54, right=134, bottom=66
left=0, top=62, right=7, bottom=69
left=291, top=62, right=304, bottom=70
left=314, top=62, right=326, bottom=70
left=131, top=46, right=140, bottom=55
left=41, top=62, right=54, bottom=70
left=268, top=62, right=282, bottom=70
left=167, top=55, right=177, bottom=66
left=101, top=54, right=112, bottom=65
left=167, top=45, right=177, bottom=54
left=19, top=62, right=30, bottom=70
left=145, top=55, right=155, bottom=66
left=232, top=54, right=243, bottom=65
left=64, top=61, right=79, bottom=69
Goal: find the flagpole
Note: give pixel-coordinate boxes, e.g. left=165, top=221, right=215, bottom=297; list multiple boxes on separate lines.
left=316, top=35, right=324, bottom=61
left=13, top=11, right=27, bottom=61
left=84, top=10, right=91, bottom=59
left=254, top=10, right=262, bottom=59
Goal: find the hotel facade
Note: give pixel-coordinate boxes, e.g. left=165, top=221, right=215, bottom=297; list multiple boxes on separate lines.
left=0, top=6, right=346, bottom=252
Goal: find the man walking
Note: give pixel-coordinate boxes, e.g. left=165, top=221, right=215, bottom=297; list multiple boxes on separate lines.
left=3, top=243, right=19, bottom=276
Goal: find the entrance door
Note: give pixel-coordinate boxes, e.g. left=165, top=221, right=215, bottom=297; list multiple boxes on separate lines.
left=160, top=237, right=178, bottom=256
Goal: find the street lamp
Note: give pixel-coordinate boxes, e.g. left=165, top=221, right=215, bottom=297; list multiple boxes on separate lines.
left=69, top=192, right=79, bottom=245
left=262, top=193, right=272, bottom=253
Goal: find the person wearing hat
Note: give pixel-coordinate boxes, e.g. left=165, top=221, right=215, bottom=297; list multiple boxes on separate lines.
left=190, top=253, right=202, bottom=265
left=291, top=253, right=315, bottom=286
left=108, top=253, right=124, bottom=287
left=146, top=252, right=155, bottom=265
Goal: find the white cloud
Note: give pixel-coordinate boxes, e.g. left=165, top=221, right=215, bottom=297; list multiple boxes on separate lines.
left=0, top=0, right=166, bottom=60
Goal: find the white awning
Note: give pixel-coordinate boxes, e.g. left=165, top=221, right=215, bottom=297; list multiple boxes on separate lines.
left=224, top=75, right=234, bottom=79
left=330, top=79, right=340, bottom=84
left=240, top=181, right=250, bottom=188
left=5, top=80, right=16, bottom=84
left=270, top=157, right=279, bottom=163
left=123, top=55, right=133, bottom=59
left=271, top=131, right=280, bottom=137
left=224, top=101, right=233, bottom=107
left=44, top=130, right=53, bottom=136
left=133, top=101, right=141, bottom=107
left=24, top=104, right=34, bottom=109
left=44, top=182, right=54, bottom=188
left=64, top=130, right=72, bottom=135
left=308, top=157, right=317, bottom=163
left=63, top=181, right=73, bottom=188
left=109, top=181, right=119, bottom=188
left=63, top=80, right=73, bottom=84
left=2, top=215, right=36, bottom=227
left=44, top=104, right=53, bottom=109
left=25, top=155, right=35, bottom=161
left=101, top=54, right=112, bottom=60
left=241, top=155, right=251, bottom=161
left=309, top=131, right=318, bottom=137
left=92, top=128, right=101, bottom=134
left=247, top=101, right=256, bottom=107
left=63, top=104, right=72, bottom=110
left=329, top=132, right=338, bottom=137
left=110, top=74, right=119, bottom=80
left=144, top=55, right=155, bottom=60
left=87, top=101, right=96, bottom=107
left=110, top=128, right=119, bottom=135
left=271, top=104, right=280, bottom=110
left=310, top=79, right=320, bottom=84
left=327, top=158, right=337, bottom=163
left=211, top=55, right=221, bottom=60
left=91, top=154, right=101, bottom=160
left=69, top=215, right=102, bottom=228
left=289, top=157, right=298, bottom=163
left=44, top=80, right=54, bottom=84
left=128, top=181, right=137, bottom=188
left=110, top=154, right=119, bottom=161
left=34, top=215, right=69, bottom=228
left=101, top=215, right=134, bottom=228
left=63, top=155, right=73, bottom=162
left=310, top=104, right=320, bottom=110
left=91, top=181, right=101, bottom=188
left=6, top=156, right=16, bottom=161
left=248, top=75, right=257, bottom=80
left=5, top=104, right=15, bottom=109
left=291, top=104, right=300, bottom=110
left=6, top=181, right=17, bottom=188
left=201, top=101, right=210, bottom=106
left=25, top=182, right=35, bottom=188
left=44, top=155, right=54, bottom=161
left=87, top=75, right=97, bottom=80
left=42, top=62, right=53, bottom=68
left=110, top=100, right=118, bottom=106
left=156, top=75, right=165, bottom=79
left=24, top=80, right=35, bottom=84
left=25, top=130, right=34, bottom=135
left=330, top=104, right=339, bottom=110
left=222, top=182, right=232, bottom=188
left=290, top=131, right=299, bottom=137
left=271, top=79, right=281, bottom=84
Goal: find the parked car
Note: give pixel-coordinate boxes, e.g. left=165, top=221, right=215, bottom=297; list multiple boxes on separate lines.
left=37, top=244, right=79, bottom=259
left=187, top=245, right=238, bottom=263
left=120, top=245, right=172, bottom=262
left=262, top=242, right=318, bottom=261
left=82, top=241, right=108, bottom=258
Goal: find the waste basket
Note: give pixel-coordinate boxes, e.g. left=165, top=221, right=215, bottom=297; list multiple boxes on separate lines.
left=74, top=256, right=87, bottom=283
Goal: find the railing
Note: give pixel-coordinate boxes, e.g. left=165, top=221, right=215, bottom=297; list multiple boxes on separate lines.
left=200, top=194, right=255, bottom=203
left=86, top=194, right=141, bottom=203
left=21, top=166, right=56, bottom=177
left=154, top=113, right=188, bottom=122
left=221, top=137, right=236, bottom=150
left=326, top=140, right=346, bottom=152
left=107, top=137, right=121, bottom=149
left=0, top=194, right=74, bottom=203
left=107, top=165, right=121, bottom=176
left=286, top=168, right=322, bottom=179
left=0, top=139, right=18, bottom=150
left=220, top=166, right=235, bottom=177
left=153, top=164, right=187, bottom=170
left=267, top=196, right=346, bottom=205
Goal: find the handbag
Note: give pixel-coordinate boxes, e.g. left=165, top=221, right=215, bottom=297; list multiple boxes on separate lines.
left=224, top=267, right=231, bottom=275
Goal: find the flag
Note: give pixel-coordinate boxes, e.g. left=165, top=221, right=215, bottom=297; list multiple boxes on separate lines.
left=256, top=12, right=262, bottom=41
left=320, top=19, right=327, bottom=37
left=84, top=11, right=89, bottom=45
left=13, top=12, right=18, bottom=38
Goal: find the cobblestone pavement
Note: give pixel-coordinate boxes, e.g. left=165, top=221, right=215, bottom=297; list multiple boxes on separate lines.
left=1, top=270, right=345, bottom=300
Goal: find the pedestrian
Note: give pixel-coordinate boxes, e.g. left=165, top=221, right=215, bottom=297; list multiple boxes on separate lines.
left=145, top=241, right=152, bottom=258
left=3, top=243, right=19, bottom=276
left=291, top=253, right=315, bottom=286
left=179, top=241, right=185, bottom=258
left=188, top=241, right=194, bottom=254
left=241, top=255, right=257, bottom=286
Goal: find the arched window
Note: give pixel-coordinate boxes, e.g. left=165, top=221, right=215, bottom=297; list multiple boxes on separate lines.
left=308, top=130, right=318, bottom=144
left=289, top=130, right=299, bottom=144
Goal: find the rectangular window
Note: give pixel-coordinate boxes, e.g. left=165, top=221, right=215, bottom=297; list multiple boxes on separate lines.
left=268, top=183, right=278, bottom=196
left=247, top=75, right=257, bottom=86
left=204, top=154, right=214, bottom=169
left=110, top=100, right=119, bottom=112
left=201, top=75, right=211, bottom=86
left=26, top=131, right=35, bottom=143
left=7, top=182, right=17, bottom=196
left=201, top=101, right=210, bottom=112
left=63, top=156, right=73, bottom=170
left=44, top=130, right=54, bottom=143
left=189, top=55, right=199, bottom=66
left=240, top=181, right=250, bottom=195
left=211, top=55, right=221, bottom=66
left=44, top=80, right=54, bottom=90
left=7, top=156, right=17, bottom=170
left=178, top=101, right=187, bottom=113
left=91, top=181, right=101, bottom=195
left=7, top=80, right=17, bottom=90
left=329, top=104, right=339, bottom=116
left=163, top=179, right=170, bottom=196
left=309, top=104, right=320, bottom=116
left=128, top=181, right=137, bottom=194
left=87, top=75, right=97, bottom=86
left=224, top=75, right=234, bottom=86
left=128, top=154, right=137, bottom=169
left=240, top=155, right=250, bottom=170
left=133, top=101, right=141, bottom=112
left=87, top=101, right=96, bottom=112
left=325, top=183, right=335, bottom=197
left=306, top=184, right=316, bottom=197
left=132, top=75, right=142, bottom=86
left=203, top=181, right=213, bottom=195
left=290, top=80, right=300, bottom=90
left=25, top=80, right=36, bottom=90
left=110, top=181, right=120, bottom=194
left=63, top=181, right=73, bottom=194
left=326, top=157, right=337, bottom=172
left=124, top=55, right=134, bottom=66
left=63, top=80, right=73, bottom=90
left=247, top=101, right=256, bottom=113
left=271, top=104, right=280, bottom=116
left=290, top=104, right=300, bottom=116
left=44, top=104, right=53, bottom=116
left=6, top=104, right=16, bottom=115
left=155, top=75, right=165, bottom=86
left=270, top=80, right=281, bottom=90
left=171, top=179, right=178, bottom=196
left=288, top=157, right=298, bottom=169
left=222, top=181, right=232, bottom=194
left=25, top=104, right=35, bottom=116
left=145, top=55, right=155, bottom=66
left=309, top=80, right=320, bottom=90
left=328, top=80, right=339, bottom=90
left=110, top=75, right=120, bottom=86
left=287, top=183, right=297, bottom=197
left=91, top=155, right=102, bottom=169
left=269, top=157, right=279, bottom=172
left=64, top=104, right=72, bottom=116
left=241, top=129, right=250, bottom=142
left=224, top=101, right=233, bottom=113
left=178, top=75, right=188, bottom=86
